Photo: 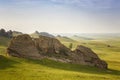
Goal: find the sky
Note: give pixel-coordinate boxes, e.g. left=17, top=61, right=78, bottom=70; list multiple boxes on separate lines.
left=0, top=0, right=120, bottom=33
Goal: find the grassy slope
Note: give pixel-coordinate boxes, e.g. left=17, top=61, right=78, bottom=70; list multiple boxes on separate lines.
left=0, top=37, right=120, bottom=80
left=0, top=37, right=10, bottom=56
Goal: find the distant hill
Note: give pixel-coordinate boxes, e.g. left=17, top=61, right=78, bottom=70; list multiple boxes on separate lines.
left=56, top=36, right=77, bottom=42
left=30, top=31, right=40, bottom=38
left=71, top=35, right=94, bottom=41
left=39, top=32, right=55, bottom=38
left=30, top=31, right=55, bottom=38
left=0, top=28, right=12, bottom=38
left=12, top=31, right=23, bottom=37
left=0, top=28, right=23, bottom=38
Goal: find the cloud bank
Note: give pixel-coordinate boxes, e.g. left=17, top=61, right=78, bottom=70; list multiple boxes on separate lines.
left=50, top=0, right=119, bottom=9
left=1, top=0, right=120, bottom=9
left=0, top=0, right=120, bottom=33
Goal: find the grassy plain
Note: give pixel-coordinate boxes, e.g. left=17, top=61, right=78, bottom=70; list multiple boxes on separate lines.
left=0, top=36, right=120, bottom=80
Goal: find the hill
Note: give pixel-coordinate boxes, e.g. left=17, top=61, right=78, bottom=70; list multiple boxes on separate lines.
left=0, top=34, right=120, bottom=80
left=0, top=56, right=120, bottom=80
left=71, top=35, right=94, bottom=41
left=7, top=34, right=107, bottom=68
left=56, top=36, right=77, bottom=42
left=0, top=36, right=10, bottom=47
left=30, top=31, right=55, bottom=38
left=12, top=31, right=23, bottom=37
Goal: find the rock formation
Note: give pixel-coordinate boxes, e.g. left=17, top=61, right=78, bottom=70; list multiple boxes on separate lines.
left=34, top=36, right=71, bottom=57
left=72, top=45, right=107, bottom=69
left=7, top=34, right=41, bottom=59
left=7, top=34, right=107, bottom=69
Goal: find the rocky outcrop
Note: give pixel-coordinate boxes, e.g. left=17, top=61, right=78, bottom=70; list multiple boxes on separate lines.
left=7, top=34, right=107, bottom=69
left=7, top=34, right=41, bottom=59
left=72, top=45, right=107, bottom=69
left=34, top=36, right=71, bottom=57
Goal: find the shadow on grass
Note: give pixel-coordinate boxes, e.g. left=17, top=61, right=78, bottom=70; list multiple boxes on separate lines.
left=1, top=56, right=119, bottom=76
left=26, top=58, right=120, bottom=76
left=0, top=55, right=19, bottom=69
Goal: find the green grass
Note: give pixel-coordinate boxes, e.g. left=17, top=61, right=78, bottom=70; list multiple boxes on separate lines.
left=0, top=36, right=120, bottom=80
left=0, top=37, right=10, bottom=47
left=0, top=56, right=120, bottom=80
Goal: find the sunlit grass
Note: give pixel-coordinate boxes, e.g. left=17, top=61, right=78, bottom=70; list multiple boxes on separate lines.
left=0, top=56, right=120, bottom=80
left=0, top=36, right=120, bottom=80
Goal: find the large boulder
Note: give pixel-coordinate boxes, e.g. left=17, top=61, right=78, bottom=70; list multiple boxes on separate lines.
left=7, top=34, right=41, bottom=59
left=7, top=34, right=107, bottom=69
left=34, top=36, right=71, bottom=58
left=72, top=45, right=107, bottom=69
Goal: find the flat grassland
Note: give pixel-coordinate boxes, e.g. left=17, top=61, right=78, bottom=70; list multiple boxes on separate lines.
left=0, top=36, right=120, bottom=80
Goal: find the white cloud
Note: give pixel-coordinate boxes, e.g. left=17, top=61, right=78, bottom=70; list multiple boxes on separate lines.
left=0, top=0, right=120, bottom=33
left=49, top=0, right=114, bottom=9
left=3, top=0, right=115, bottom=9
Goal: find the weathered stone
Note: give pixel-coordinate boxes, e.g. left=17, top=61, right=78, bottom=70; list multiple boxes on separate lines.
left=7, top=34, right=108, bottom=69
left=7, top=34, right=41, bottom=59
left=34, top=36, right=71, bottom=57
left=72, top=45, right=107, bottom=69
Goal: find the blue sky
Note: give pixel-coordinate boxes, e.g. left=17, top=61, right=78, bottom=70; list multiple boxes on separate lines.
left=0, top=0, right=120, bottom=33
